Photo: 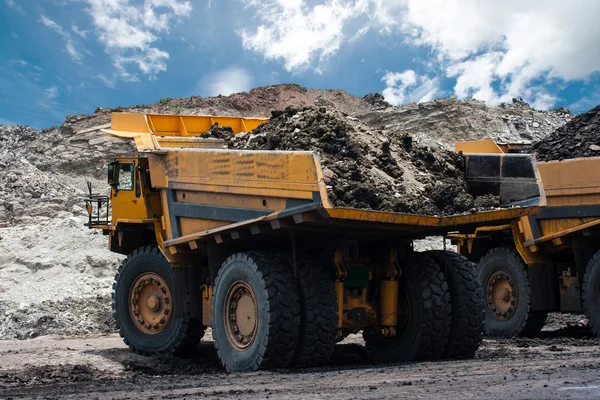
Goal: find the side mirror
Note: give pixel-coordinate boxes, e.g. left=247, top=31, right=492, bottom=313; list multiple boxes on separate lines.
left=107, top=162, right=116, bottom=186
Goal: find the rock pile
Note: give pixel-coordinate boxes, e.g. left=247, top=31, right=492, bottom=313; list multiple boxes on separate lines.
left=230, top=106, right=486, bottom=216
left=531, top=105, right=600, bottom=161
left=357, top=97, right=573, bottom=150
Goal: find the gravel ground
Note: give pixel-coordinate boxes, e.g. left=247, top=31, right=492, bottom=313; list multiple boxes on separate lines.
left=0, top=318, right=598, bottom=399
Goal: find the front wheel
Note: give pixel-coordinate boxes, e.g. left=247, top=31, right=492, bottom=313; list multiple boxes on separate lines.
left=112, top=245, right=204, bottom=356
left=477, top=247, right=547, bottom=337
left=212, top=252, right=300, bottom=372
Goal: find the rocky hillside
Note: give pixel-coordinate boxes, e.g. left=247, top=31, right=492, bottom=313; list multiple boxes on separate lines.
left=0, top=84, right=576, bottom=339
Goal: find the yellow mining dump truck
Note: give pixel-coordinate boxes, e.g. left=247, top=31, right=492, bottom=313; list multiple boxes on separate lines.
left=85, top=114, right=544, bottom=372
left=452, top=140, right=600, bottom=338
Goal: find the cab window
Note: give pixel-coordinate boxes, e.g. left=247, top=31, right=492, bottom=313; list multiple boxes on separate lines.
left=116, top=164, right=134, bottom=191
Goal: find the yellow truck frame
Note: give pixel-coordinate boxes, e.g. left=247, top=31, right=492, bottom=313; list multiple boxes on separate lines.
left=85, top=114, right=545, bottom=372
left=452, top=140, right=600, bottom=338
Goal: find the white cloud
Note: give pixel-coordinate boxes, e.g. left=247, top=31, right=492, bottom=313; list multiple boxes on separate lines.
left=5, top=0, right=24, bottom=13
left=44, top=85, right=59, bottom=100
left=399, top=0, right=600, bottom=108
left=203, top=67, right=253, bottom=96
left=11, top=32, right=18, bottom=39
left=85, top=0, right=192, bottom=80
left=241, top=0, right=600, bottom=109
left=240, top=0, right=358, bottom=72
left=71, top=23, right=88, bottom=38
left=40, top=15, right=67, bottom=35
left=381, top=69, right=440, bottom=105
left=39, top=15, right=84, bottom=63
left=95, top=74, right=115, bottom=88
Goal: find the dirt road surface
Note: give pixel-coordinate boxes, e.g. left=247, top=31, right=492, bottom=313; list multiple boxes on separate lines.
left=1, top=323, right=599, bottom=400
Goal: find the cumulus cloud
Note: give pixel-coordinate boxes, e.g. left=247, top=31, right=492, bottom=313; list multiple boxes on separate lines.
left=400, top=0, right=600, bottom=108
left=39, top=15, right=84, bottom=63
left=241, top=0, right=600, bottom=109
left=85, top=0, right=192, bottom=81
left=202, top=67, right=253, bottom=96
left=381, top=70, right=440, bottom=105
left=240, top=0, right=358, bottom=72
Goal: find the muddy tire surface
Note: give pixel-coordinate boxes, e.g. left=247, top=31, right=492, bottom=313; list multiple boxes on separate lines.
left=112, top=245, right=204, bottom=356
left=477, top=247, right=546, bottom=338
left=583, top=250, right=600, bottom=337
left=291, top=256, right=338, bottom=367
left=364, top=252, right=451, bottom=362
left=212, top=252, right=300, bottom=372
left=427, top=250, right=485, bottom=359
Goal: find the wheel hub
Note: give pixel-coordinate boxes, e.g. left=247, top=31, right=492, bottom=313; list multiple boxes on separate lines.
left=129, top=273, right=172, bottom=334
left=224, top=281, right=258, bottom=350
left=486, top=270, right=518, bottom=320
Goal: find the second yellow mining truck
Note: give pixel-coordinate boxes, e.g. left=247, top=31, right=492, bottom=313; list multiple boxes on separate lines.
left=85, top=113, right=545, bottom=372
left=451, top=140, right=600, bottom=338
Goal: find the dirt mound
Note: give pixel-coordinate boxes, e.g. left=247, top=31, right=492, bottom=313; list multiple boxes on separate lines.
left=531, top=105, right=600, bottom=161
left=357, top=97, right=573, bottom=149
left=0, top=295, right=113, bottom=339
left=148, top=84, right=371, bottom=118
left=362, top=93, right=391, bottom=109
left=230, top=106, right=486, bottom=216
left=201, top=123, right=235, bottom=140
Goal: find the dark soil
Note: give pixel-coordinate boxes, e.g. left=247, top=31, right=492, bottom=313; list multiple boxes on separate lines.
left=362, top=93, right=391, bottom=109
left=532, top=105, right=600, bottom=161
left=201, top=123, right=235, bottom=140
left=229, top=106, right=485, bottom=216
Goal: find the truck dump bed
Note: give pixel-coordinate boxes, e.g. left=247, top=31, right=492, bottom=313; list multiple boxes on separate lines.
left=456, top=140, right=600, bottom=248
left=105, top=114, right=545, bottom=250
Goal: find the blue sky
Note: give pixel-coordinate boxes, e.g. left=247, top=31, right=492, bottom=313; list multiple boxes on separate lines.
left=1, top=0, right=599, bottom=129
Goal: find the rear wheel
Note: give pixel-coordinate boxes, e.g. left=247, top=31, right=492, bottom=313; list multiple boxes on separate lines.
left=291, top=256, right=338, bottom=367
left=212, top=252, right=300, bottom=372
left=427, top=250, right=484, bottom=359
left=364, top=252, right=451, bottom=362
left=582, top=250, right=600, bottom=337
left=477, top=247, right=547, bottom=337
left=112, top=245, right=204, bottom=356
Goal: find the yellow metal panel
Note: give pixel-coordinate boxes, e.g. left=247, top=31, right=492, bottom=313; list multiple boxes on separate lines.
left=110, top=113, right=151, bottom=134
left=151, top=149, right=321, bottom=194
left=176, top=191, right=288, bottom=212
left=538, top=158, right=600, bottom=205
left=525, top=218, right=600, bottom=246
left=179, top=218, right=229, bottom=236
left=324, top=207, right=541, bottom=228
left=455, top=140, right=504, bottom=154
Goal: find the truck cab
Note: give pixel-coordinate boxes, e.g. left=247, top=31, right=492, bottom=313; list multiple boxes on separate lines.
left=86, top=156, right=162, bottom=255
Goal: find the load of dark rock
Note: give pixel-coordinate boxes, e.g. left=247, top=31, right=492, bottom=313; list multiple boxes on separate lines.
left=531, top=105, right=600, bottom=161
left=228, top=106, right=497, bottom=216
left=201, top=123, right=235, bottom=140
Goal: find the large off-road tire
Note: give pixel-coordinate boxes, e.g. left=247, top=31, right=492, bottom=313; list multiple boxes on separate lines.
left=477, top=247, right=547, bottom=337
left=291, top=257, right=338, bottom=368
left=212, top=252, right=300, bottom=372
left=112, top=245, right=204, bottom=356
left=364, top=252, right=451, bottom=362
left=426, top=251, right=485, bottom=359
left=582, top=250, right=600, bottom=337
